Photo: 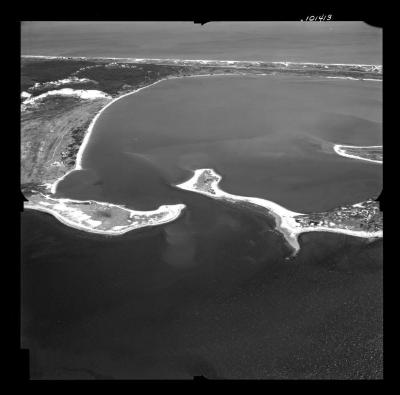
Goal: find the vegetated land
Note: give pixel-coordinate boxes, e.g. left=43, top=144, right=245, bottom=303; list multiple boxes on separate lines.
left=21, top=97, right=107, bottom=189
left=21, top=58, right=98, bottom=92
left=25, top=193, right=184, bottom=234
left=294, top=199, right=382, bottom=232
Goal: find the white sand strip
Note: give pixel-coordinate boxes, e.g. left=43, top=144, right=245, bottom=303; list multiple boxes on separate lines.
left=325, top=77, right=382, bottom=82
left=326, top=76, right=360, bottom=81
left=333, top=144, right=382, bottom=164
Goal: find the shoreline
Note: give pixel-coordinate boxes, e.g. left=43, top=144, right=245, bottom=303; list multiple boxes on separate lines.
left=333, top=144, right=383, bottom=164
left=326, top=76, right=382, bottom=82
left=49, top=79, right=166, bottom=194
left=176, top=169, right=382, bottom=256
left=21, top=54, right=382, bottom=69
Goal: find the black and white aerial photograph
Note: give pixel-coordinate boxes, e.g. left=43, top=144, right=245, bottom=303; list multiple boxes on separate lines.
left=20, top=20, right=383, bottom=380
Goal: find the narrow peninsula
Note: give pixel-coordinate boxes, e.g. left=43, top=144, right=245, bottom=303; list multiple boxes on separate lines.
left=176, top=169, right=382, bottom=256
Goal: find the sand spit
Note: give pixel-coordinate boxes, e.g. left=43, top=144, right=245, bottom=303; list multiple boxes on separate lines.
left=176, top=169, right=382, bottom=256
left=25, top=194, right=186, bottom=235
left=333, top=144, right=382, bottom=164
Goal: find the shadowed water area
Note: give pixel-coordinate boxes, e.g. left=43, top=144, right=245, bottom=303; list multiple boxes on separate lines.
left=22, top=74, right=383, bottom=379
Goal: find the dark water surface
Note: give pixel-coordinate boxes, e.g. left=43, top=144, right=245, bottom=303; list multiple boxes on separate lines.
left=21, top=75, right=383, bottom=379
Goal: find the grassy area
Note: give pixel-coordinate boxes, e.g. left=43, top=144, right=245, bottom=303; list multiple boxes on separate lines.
left=21, top=58, right=97, bottom=92
left=21, top=97, right=108, bottom=185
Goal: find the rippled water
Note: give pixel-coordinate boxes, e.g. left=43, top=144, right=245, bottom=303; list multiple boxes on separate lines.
left=21, top=74, right=383, bottom=379
left=21, top=22, right=382, bottom=65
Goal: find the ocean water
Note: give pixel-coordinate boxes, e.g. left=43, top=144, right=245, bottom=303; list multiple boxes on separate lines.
left=21, top=74, right=383, bottom=379
left=21, top=22, right=382, bottom=65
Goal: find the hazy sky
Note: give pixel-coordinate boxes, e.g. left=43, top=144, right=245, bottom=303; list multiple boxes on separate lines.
left=21, top=22, right=382, bottom=64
